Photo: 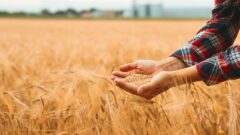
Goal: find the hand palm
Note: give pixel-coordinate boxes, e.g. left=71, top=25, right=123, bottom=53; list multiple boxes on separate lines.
left=114, top=71, right=171, bottom=99
left=111, top=57, right=187, bottom=99
left=111, top=60, right=159, bottom=80
left=132, top=60, right=160, bottom=74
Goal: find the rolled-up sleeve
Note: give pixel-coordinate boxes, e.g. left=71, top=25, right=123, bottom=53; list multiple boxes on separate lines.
left=171, top=0, right=240, bottom=67
left=197, top=46, right=240, bottom=85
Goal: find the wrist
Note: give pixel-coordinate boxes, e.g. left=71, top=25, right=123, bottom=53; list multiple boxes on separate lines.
left=156, top=57, right=187, bottom=71
left=167, top=70, right=185, bottom=87
left=169, top=66, right=201, bottom=86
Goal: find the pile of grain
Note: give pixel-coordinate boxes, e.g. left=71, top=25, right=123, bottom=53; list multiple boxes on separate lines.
left=125, top=73, right=152, bottom=86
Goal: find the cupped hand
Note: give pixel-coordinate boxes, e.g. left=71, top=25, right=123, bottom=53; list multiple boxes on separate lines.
left=111, top=60, right=159, bottom=80
left=111, top=57, right=186, bottom=81
left=111, top=57, right=187, bottom=99
left=114, top=71, right=174, bottom=99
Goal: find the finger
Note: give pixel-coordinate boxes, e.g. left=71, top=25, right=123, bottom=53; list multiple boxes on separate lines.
left=112, top=71, right=129, bottom=78
left=114, top=78, right=138, bottom=95
left=111, top=75, right=126, bottom=81
left=111, top=75, right=117, bottom=80
left=119, top=63, right=137, bottom=72
left=137, top=83, right=155, bottom=95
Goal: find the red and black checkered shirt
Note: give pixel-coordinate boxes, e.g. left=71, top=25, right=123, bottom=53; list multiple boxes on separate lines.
left=171, top=0, right=240, bottom=85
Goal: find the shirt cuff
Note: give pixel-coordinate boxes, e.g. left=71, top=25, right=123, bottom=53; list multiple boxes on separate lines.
left=196, top=46, right=240, bottom=85
left=170, top=44, right=201, bottom=67
left=196, top=56, right=227, bottom=85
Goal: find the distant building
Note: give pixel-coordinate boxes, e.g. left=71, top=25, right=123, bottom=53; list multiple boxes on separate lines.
left=124, top=3, right=164, bottom=18
left=150, top=4, right=164, bottom=18
left=91, top=10, right=101, bottom=18
left=81, top=12, right=92, bottom=18
left=164, top=8, right=212, bottom=18
left=136, top=5, right=149, bottom=18
left=101, top=10, right=116, bottom=18
left=123, top=10, right=133, bottom=18
left=81, top=10, right=117, bottom=18
left=123, top=4, right=212, bottom=19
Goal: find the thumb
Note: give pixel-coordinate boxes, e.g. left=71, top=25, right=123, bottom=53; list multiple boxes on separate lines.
left=137, top=83, right=155, bottom=95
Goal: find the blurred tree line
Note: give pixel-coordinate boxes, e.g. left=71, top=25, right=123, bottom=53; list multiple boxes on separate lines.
left=0, top=8, right=123, bottom=18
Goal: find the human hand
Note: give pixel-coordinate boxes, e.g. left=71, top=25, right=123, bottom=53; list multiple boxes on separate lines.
left=114, top=71, right=173, bottom=99
left=136, top=66, right=201, bottom=99
left=113, top=65, right=200, bottom=100
left=111, top=60, right=158, bottom=81
left=111, top=57, right=186, bottom=80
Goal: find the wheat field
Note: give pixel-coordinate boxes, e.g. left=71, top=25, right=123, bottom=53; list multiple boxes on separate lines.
left=0, top=18, right=240, bottom=135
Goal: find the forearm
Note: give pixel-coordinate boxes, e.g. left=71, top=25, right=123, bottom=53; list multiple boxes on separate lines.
left=171, top=3, right=239, bottom=66
left=169, top=66, right=201, bottom=86
left=156, top=57, right=187, bottom=71
left=196, top=45, right=240, bottom=85
left=169, top=46, right=240, bottom=86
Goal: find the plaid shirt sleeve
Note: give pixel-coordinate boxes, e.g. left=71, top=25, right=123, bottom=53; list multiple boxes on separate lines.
left=197, top=46, right=240, bottom=85
left=171, top=0, right=240, bottom=85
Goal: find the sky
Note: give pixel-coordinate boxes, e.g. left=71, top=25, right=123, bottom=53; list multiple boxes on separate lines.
left=0, top=0, right=214, bottom=12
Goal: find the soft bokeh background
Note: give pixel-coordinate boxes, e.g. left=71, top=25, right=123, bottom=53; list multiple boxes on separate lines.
left=0, top=0, right=214, bottom=11
left=0, top=18, right=239, bottom=135
left=1, top=1, right=240, bottom=135
left=0, top=0, right=214, bottom=18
